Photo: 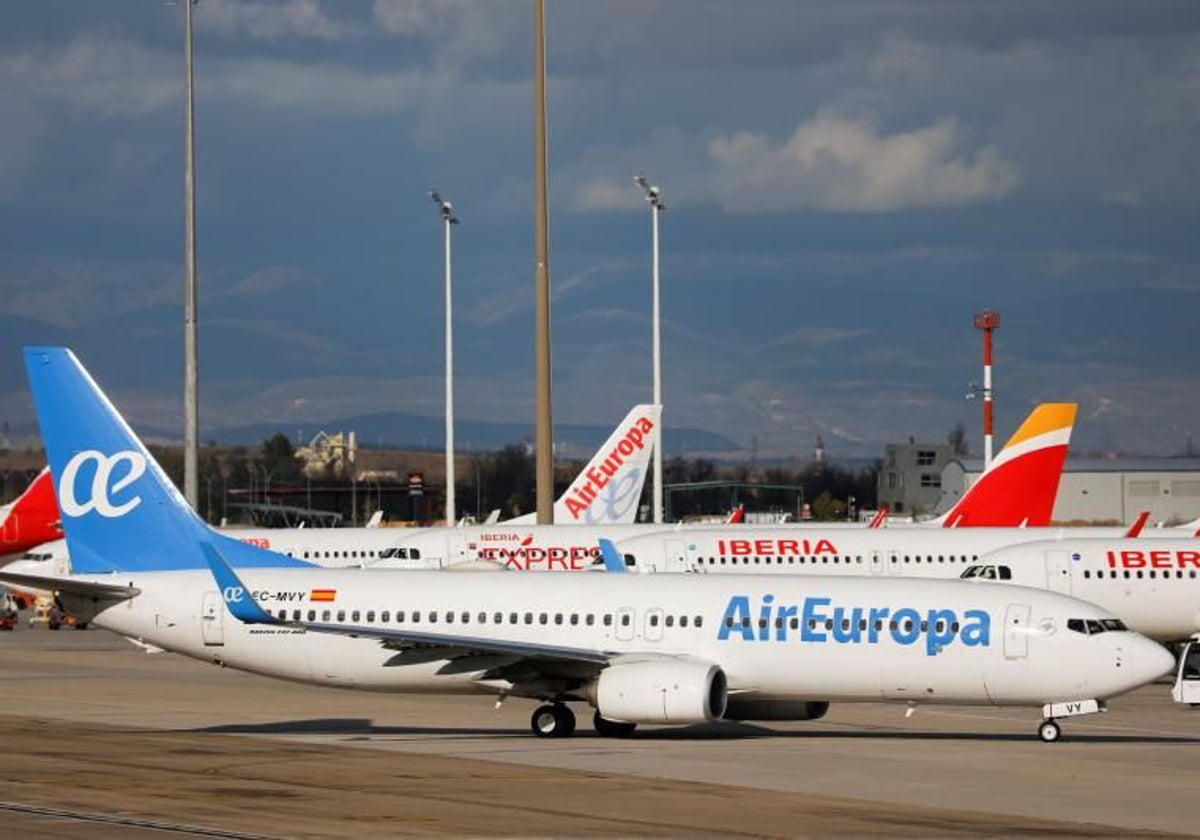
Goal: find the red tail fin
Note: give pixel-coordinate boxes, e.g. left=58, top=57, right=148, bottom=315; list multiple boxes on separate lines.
left=1124, top=510, right=1150, bottom=538
left=0, top=468, right=62, bottom=554
left=934, top=404, right=1076, bottom=528
left=867, top=506, right=889, bottom=529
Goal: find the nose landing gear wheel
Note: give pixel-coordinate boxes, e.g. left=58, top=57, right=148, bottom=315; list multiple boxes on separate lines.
left=531, top=704, right=576, bottom=738
left=593, top=710, right=638, bottom=738
left=1038, top=719, right=1061, bottom=743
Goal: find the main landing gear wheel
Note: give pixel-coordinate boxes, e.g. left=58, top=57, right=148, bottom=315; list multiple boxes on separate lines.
left=1038, top=719, right=1062, bottom=743
left=593, top=710, right=638, bottom=738
left=531, top=704, right=576, bottom=738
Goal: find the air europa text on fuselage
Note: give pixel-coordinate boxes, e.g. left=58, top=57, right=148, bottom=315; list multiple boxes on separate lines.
left=1106, top=549, right=1200, bottom=569
left=563, top=415, right=655, bottom=521
left=717, top=595, right=991, bottom=657
left=717, top=538, right=839, bottom=556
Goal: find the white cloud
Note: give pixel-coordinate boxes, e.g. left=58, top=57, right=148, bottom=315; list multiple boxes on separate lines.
left=228, top=266, right=317, bottom=297
left=572, top=113, right=1019, bottom=213
left=199, top=1, right=361, bottom=41
left=706, top=113, right=1019, bottom=212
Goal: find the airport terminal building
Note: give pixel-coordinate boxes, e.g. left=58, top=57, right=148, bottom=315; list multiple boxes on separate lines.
left=877, top=441, right=1200, bottom=524
left=940, top=457, right=1200, bottom=525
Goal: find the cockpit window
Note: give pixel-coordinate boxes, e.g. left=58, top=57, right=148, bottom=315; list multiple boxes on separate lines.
left=961, top=566, right=980, bottom=579
left=1067, top=617, right=1128, bottom=635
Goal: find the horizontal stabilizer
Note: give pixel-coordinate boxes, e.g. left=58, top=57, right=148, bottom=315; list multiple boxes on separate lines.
left=0, top=570, right=139, bottom=601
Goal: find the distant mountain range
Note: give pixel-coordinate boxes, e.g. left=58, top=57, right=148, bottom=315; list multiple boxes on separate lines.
left=205, top=412, right=740, bottom=456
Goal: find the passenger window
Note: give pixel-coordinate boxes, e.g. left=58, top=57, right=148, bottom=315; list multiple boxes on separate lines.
left=397, top=611, right=405, bottom=622
left=680, top=615, right=689, bottom=628
left=462, top=611, right=470, bottom=624
left=412, top=611, right=421, bottom=622
left=292, top=610, right=301, bottom=621
left=694, top=616, right=703, bottom=628
left=524, top=612, right=533, bottom=625
left=351, top=610, right=360, bottom=622
left=445, top=612, right=454, bottom=624
left=554, top=613, right=563, bottom=625
left=366, top=611, right=375, bottom=622
left=539, top=613, right=548, bottom=625
left=337, top=610, right=346, bottom=622
left=586, top=614, right=595, bottom=626
left=495, top=612, right=504, bottom=623
left=651, top=615, right=660, bottom=627
left=603, top=615, right=612, bottom=626
left=322, top=610, right=331, bottom=621
left=570, top=614, right=579, bottom=626
left=429, top=612, right=437, bottom=623
left=621, top=614, right=631, bottom=627
left=308, top=610, right=316, bottom=620
left=381, top=611, right=390, bottom=622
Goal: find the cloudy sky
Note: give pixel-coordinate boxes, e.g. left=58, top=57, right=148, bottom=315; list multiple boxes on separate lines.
left=1, top=1, right=1198, bottom=457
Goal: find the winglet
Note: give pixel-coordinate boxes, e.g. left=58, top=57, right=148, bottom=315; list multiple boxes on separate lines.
left=597, top=538, right=628, bottom=573
left=200, top=542, right=277, bottom=624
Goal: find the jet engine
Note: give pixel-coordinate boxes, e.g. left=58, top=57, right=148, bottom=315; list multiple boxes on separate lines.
left=723, top=699, right=830, bottom=721
left=588, top=660, right=727, bottom=724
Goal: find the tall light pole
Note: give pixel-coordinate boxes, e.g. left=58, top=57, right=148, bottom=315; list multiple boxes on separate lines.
left=533, top=0, right=554, bottom=523
left=635, top=175, right=665, bottom=523
left=430, top=189, right=459, bottom=524
left=182, top=0, right=200, bottom=509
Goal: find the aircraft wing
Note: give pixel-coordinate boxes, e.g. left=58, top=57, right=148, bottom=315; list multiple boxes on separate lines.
left=0, top=570, right=139, bottom=601
left=293, top=621, right=612, bottom=665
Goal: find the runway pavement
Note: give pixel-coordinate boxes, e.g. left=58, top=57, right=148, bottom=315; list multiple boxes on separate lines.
left=1, top=623, right=1197, bottom=837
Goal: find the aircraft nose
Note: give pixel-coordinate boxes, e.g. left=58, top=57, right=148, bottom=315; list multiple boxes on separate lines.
left=1116, top=634, right=1174, bottom=692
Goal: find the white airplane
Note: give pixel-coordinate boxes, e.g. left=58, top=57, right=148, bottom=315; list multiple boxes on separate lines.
left=0, top=347, right=1172, bottom=742
left=964, top=539, right=1200, bottom=643
left=354, top=402, right=1081, bottom=571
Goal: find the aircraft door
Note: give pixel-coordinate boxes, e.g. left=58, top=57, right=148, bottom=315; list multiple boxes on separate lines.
left=664, top=539, right=688, bottom=573
left=645, top=608, right=664, bottom=641
left=869, top=550, right=883, bottom=575
left=616, top=607, right=636, bottom=641
left=1171, top=641, right=1200, bottom=705
left=201, top=591, right=224, bottom=646
left=1044, top=550, right=1072, bottom=594
left=447, top=534, right=471, bottom=567
left=1003, top=603, right=1031, bottom=659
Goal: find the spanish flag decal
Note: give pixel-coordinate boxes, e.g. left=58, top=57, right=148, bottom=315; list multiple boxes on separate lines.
left=310, top=589, right=337, bottom=602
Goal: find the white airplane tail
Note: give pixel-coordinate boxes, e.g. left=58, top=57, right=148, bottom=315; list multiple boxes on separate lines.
left=507, top=405, right=661, bottom=525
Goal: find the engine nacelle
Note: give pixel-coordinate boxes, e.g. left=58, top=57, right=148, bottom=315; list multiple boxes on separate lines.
left=589, top=660, right=727, bottom=724
left=724, top=699, right=830, bottom=721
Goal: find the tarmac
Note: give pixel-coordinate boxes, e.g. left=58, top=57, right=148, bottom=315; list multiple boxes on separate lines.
left=1, top=622, right=1197, bottom=838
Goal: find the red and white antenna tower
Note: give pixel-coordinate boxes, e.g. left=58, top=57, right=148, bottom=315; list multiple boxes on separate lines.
left=973, top=310, right=1001, bottom=469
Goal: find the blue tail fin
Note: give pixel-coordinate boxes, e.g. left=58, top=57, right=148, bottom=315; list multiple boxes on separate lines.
left=597, top=538, right=628, bottom=573
left=24, top=347, right=311, bottom=573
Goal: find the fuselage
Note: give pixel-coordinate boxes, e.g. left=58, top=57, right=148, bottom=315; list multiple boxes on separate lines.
left=61, top=569, right=1169, bottom=708
left=972, top=539, right=1200, bottom=642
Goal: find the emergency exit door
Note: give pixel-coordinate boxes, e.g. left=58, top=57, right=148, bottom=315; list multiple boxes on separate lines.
left=1003, top=603, right=1031, bottom=659
left=201, top=591, right=224, bottom=646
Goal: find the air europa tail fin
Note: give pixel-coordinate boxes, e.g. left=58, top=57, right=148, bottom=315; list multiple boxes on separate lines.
left=24, top=347, right=310, bottom=573
left=0, top=467, right=62, bottom=553
left=506, top=404, right=661, bottom=525
left=932, top=403, right=1076, bottom=528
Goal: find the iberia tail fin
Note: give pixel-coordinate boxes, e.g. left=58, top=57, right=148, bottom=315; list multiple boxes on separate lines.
left=0, top=467, right=62, bottom=555
left=932, top=403, right=1076, bottom=528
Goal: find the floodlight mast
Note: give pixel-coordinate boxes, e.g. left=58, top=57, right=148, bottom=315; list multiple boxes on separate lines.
left=634, top=174, right=665, bottom=524
left=182, top=0, right=200, bottom=510
left=430, top=189, right=459, bottom=524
